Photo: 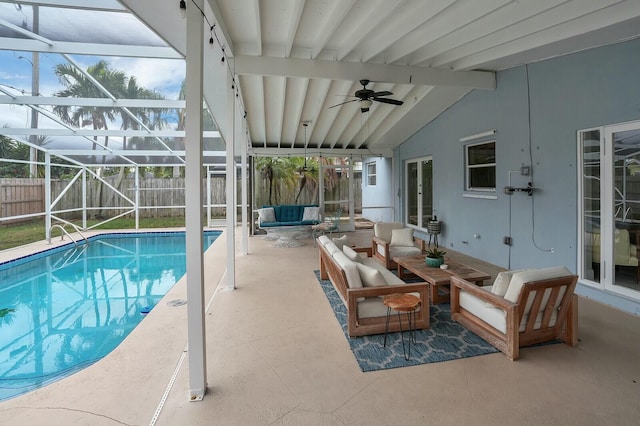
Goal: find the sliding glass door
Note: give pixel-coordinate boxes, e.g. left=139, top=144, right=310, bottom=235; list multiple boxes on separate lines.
left=579, top=120, right=640, bottom=300
left=405, top=157, right=432, bottom=229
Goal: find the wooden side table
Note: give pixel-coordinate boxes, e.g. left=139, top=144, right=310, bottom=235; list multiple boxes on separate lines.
left=383, top=293, right=422, bottom=360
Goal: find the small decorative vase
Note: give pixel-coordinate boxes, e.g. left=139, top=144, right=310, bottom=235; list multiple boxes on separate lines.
left=425, top=256, right=444, bottom=268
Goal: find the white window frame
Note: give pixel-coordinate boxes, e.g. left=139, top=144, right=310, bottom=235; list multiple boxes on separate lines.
left=465, top=141, right=496, bottom=193
left=366, top=162, right=377, bottom=186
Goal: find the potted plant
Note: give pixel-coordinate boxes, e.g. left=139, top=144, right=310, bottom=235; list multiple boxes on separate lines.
left=425, top=248, right=446, bottom=267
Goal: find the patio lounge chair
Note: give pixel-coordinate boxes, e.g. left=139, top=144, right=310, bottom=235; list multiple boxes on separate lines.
left=450, top=266, right=578, bottom=360
left=371, top=222, right=424, bottom=269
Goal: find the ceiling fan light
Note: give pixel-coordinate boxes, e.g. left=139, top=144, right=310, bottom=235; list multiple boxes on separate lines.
left=361, top=99, right=372, bottom=112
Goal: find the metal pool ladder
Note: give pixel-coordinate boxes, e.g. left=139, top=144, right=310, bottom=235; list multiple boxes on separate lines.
left=48, top=223, right=87, bottom=246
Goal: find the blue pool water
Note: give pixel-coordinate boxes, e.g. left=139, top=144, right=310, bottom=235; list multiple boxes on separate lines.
left=0, top=231, right=220, bottom=401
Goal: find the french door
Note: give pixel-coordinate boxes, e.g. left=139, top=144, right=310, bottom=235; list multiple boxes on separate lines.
left=405, top=157, right=433, bottom=229
left=579, top=120, right=640, bottom=300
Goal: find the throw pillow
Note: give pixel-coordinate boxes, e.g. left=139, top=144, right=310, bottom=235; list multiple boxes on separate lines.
left=491, top=271, right=514, bottom=297
left=258, top=207, right=275, bottom=223
left=332, top=235, right=350, bottom=250
left=356, top=262, right=388, bottom=287
left=302, top=206, right=320, bottom=221
left=390, top=227, right=414, bottom=247
left=343, top=245, right=363, bottom=263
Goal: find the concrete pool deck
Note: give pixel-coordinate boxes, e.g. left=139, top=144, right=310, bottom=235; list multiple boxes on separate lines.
left=1, top=229, right=640, bottom=425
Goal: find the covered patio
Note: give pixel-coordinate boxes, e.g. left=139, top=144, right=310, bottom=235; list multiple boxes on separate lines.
left=2, top=1, right=640, bottom=423
left=1, top=230, right=639, bottom=424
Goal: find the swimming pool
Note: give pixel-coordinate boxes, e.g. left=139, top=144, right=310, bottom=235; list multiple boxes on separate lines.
left=0, top=231, right=220, bottom=401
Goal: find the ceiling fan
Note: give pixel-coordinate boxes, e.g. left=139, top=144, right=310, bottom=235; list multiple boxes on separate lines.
left=329, top=79, right=404, bottom=113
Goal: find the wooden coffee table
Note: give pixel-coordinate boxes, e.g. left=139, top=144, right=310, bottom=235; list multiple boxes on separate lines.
left=393, top=255, right=491, bottom=304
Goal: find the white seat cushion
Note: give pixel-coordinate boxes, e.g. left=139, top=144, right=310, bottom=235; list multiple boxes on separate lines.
left=459, top=288, right=508, bottom=333
left=460, top=288, right=560, bottom=334
left=389, top=246, right=422, bottom=258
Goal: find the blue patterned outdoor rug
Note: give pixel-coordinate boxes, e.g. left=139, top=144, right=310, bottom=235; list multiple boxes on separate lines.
left=314, top=270, right=499, bottom=371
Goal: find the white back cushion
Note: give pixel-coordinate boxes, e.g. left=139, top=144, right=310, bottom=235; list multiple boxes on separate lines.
left=374, top=222, right=404, bottom=242
left=317, top=235, right=331, bottom=246
left=332, top=234, right=351, bottom=250
left=491, top=271, right=514, bottom=297
left=258, top=207, right=275, bottom=223
left=343, top=245, right=363, bottom=263
left=503, top=266, right=573, bottom=303
left=390, top=227, right=414, bottom=247
left=332, top=251, right=362, bottom=289
left=356, top=262, right=388, bottom=287
left=302, top=206, right=320, bottom=221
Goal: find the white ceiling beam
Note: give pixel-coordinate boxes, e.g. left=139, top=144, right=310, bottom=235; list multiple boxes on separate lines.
left=249, top=147, right=392, bottom=158
left=285, top=0, right=305, bottom=57
left=311, top=0, right=355, bottom=59
left=431, top=0, right=630, bottom=70
left=383, top=0, right=512, bottom=64
left=234, top=56, right=495, bottom=89
left=1, top=96, right=184, bottom=108
left=335, top=0, right=406, bottom=61
left=1, top=129, right=221, bottom=138
left=0, top=38, right=183, bottom=58
left=407, top=0, right=569, bottom=66
left=358, top=0, right=456, bottom=62
left=252, top=0, right=262, bottom=56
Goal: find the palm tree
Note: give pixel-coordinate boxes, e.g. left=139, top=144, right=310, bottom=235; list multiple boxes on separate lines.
left=53, top=60, right=127, bottom=155
left=256, top=157, right=289, bottom=205
left=121, top=76, right=168, bottom=150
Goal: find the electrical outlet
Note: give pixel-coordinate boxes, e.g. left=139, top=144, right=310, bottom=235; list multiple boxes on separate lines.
left=521, top=166, right=530, bottom=176
left=503, top=236, right=512, bottom=245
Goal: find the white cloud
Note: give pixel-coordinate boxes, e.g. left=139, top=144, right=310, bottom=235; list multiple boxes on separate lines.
left=111, top=57, right=185, bottom=98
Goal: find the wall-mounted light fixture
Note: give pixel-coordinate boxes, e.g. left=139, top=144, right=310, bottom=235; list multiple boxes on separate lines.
left=504, top=182, right=534, bottom=196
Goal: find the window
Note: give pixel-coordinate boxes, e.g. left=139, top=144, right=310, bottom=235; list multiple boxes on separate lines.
left=367, top=162, right=376, bottom=186
left=465, top=141, right=496, bottom=192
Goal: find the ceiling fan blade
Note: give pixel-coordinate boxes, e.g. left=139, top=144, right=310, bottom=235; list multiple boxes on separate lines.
left=371, top=90, right=393, bottom=97
left=373, top=97, right=404, bottom=106
left=329, top=98, right=359, bottom=109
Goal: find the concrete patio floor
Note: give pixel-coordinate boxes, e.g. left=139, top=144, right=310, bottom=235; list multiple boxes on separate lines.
left=1, top=229, right=640, bottom=425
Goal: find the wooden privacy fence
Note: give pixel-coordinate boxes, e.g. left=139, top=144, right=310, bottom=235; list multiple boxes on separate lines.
left=1, top=175, right=363, bottom=224
left=0, top=178, right=45, bottom=223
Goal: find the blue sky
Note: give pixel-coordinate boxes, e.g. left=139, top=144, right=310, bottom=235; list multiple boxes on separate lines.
left=0, top=50, right=186, bottom=150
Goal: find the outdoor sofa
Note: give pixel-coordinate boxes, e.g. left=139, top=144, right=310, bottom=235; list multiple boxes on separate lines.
left=257, top=204, right=320, bottom=229
left=317, top=234, right=429, bottom=337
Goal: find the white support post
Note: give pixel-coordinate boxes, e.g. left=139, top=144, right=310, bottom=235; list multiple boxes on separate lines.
left=45, top=152, right=51, bottom=240
left=185, top=0, right=207, bottom=402
left=206, top=165, right=212, bottom=228
left=82, top=167, right=87, bottom=229
left=226, top=69, right=236, bottom=290
left=241, top=130, right=248, bottom=255
left=135, top=165, right=140, bottom=229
